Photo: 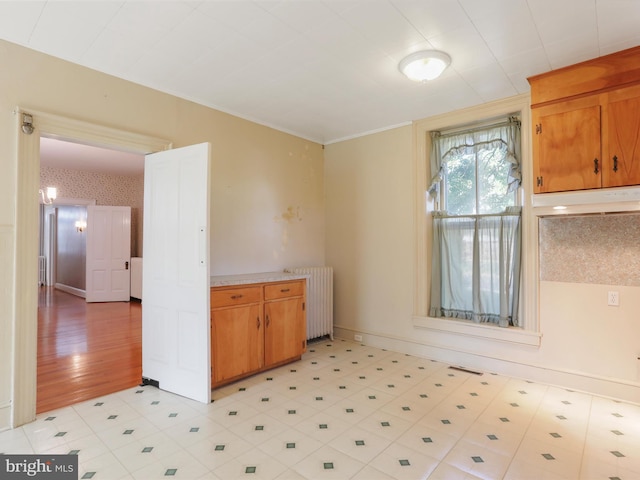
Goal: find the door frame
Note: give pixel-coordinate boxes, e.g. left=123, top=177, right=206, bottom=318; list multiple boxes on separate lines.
left=13, top=107, right=171, bottom=427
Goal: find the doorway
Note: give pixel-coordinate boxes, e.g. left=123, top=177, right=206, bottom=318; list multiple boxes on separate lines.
left=13, top=107, right=171, bottom=427
left=37, top=137, right=144, bottom=412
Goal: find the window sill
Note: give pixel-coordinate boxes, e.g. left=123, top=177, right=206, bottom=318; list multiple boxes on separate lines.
left=412, top=316, right=542, bottom=347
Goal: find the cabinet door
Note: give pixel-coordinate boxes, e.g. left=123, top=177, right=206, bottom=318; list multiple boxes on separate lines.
left=603, top=86, right=640, bottom=187
left=264, top=298, right=305, bottom=366
left=532, top=101, right=601, bottom=192
left=211, top=304, right=263, bottom=384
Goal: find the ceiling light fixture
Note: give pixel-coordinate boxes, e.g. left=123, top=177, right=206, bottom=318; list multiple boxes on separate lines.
left=398, top=50, right=451, bottom=82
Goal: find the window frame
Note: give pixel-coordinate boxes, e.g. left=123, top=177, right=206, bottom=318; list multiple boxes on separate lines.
left=412, top=94, right=541, bottom=346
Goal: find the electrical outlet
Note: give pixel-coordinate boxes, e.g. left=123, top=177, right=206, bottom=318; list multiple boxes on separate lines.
left=354, top=334, right=363, bottom=342
left=608, top=291, right=620, bottom=307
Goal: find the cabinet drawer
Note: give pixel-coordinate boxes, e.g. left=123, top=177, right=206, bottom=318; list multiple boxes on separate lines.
left=264, top=281, right=304, bottom=300
left=211, top=286, right=262, bottom=308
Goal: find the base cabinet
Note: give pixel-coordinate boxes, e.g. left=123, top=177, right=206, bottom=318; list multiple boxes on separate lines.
left=211, top=304, right=263, bottom=383
left=210, top=279, right=306, bottom=388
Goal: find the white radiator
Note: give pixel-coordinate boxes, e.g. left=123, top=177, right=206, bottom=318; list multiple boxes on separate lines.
left=284, top=266, right=333, bottom=340
left=38, top=256, right=46, bottom=286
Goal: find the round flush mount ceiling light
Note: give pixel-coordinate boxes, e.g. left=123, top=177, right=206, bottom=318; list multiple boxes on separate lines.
left=398, top=50, right=451, bottom=82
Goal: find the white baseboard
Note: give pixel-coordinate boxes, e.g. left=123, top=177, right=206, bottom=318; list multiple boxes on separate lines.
left=55, top=283, right=86, bottom=298
left=334, top=325, right=640, bottom=405
left=0, top=403, right=11, bottom=432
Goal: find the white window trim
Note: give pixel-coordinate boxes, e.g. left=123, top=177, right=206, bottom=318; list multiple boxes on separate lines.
left=412, top=94, right=541, bottom=347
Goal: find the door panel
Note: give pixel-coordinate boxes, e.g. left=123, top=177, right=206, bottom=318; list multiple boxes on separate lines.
left=142, top=143, right=211, bottom=404
left=536, top=105, right=601, bottom=192
left=605, top=93, right=640, bottom=187
left=86, top=206, right=131, bottom=302
left=211, top=304, right=263, bottom=383
left=264, top=298, right=304, bottom=366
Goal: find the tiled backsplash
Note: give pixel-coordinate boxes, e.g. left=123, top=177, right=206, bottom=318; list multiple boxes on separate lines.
left=40, top=166, right=144, bottom=256
left=539, top=213, right=640, bottom=286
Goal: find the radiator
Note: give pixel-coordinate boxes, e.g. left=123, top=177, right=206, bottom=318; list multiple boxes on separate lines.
left=38, top=256, right=46, bottom=286
left=284, top=266, right=333, bottom=340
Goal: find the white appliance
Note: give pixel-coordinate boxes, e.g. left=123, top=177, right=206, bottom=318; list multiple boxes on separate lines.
left=130, top=257, right=142, bottom=300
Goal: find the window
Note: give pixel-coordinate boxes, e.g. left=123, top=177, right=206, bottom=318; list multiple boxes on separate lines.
left=443, top=139, right=515, bottom=214
left=428, top=118, right=522, bottom=327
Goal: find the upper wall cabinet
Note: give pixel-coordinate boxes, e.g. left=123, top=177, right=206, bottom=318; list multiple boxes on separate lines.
left=529, top=46, right=640, bottom=193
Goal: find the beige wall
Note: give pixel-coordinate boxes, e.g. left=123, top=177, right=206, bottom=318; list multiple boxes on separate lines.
left=325, top=110, right=640, bottom=404
left=325, top=126, right=414, bottom=338
left=0, top=40, right=324, bottom=430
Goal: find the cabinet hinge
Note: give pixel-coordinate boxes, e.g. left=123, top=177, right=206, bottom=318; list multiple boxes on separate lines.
left=536, top=176, right=544, bottom=187
left=535, top=123, right=542, bottom=134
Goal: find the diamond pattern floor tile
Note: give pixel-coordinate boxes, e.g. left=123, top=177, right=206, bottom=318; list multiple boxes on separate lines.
left=3, top=338, right=640, bottom=480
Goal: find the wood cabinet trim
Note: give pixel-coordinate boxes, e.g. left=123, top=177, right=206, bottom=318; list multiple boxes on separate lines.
left=528, top=46, right=640, bottom=105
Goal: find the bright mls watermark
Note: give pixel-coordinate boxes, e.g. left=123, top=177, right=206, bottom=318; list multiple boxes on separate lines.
left=0, top=455, right=77, bottom=479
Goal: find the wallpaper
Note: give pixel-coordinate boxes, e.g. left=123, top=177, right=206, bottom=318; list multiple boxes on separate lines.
left=40, top=166, right=144, bottom=256
left=539, top=213, right=640, bottom=286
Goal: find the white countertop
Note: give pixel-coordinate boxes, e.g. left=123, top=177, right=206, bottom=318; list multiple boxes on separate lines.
left=210, top=271, right=309, bottom=287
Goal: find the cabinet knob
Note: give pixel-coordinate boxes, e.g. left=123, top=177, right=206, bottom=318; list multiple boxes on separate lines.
left=613, top=155, right=618, bottom=172
left=266, top=315, right=270, bottom=327
left=594, top=158, right=599, bottom=174
left=280, top=288, right=290, bottom=293
left=257, top=317, right=260, bottom=329
left=231, top=294, right=243, bottom=300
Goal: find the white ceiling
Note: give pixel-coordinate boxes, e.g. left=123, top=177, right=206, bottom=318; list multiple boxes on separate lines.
left=4, top=0, right=640, bottom=157
left=40, top=137, right=144, bottom=175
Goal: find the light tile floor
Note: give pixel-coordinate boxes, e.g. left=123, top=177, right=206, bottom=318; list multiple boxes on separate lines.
left=2, top=339, right=640, bottom=479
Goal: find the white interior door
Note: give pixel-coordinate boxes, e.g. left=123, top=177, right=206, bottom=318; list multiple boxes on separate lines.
left=86, top=205, right=131, bottom=302
left=142, top=143, right=211, bottom=404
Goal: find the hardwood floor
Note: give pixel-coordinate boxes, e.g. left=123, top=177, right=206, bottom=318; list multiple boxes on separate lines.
left=37, top=287, right=142, bottom=414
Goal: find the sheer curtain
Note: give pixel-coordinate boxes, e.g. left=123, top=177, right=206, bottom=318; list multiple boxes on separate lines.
left=429, top=119, right=522, bottom=327
left=428, top=119, right=521, bottom=196
left=429, top=208, right=522, bottom=326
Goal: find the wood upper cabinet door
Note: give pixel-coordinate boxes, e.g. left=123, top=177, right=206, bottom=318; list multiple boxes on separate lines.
left=532, top=100, right=602, bottom=193
left=528, top=47, right=640, bottom=193
left=603, top=86, right=640, bottom=187
left=264, top=297, right=305, bottom=366
left=211, top=304, right=263, bottom=383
